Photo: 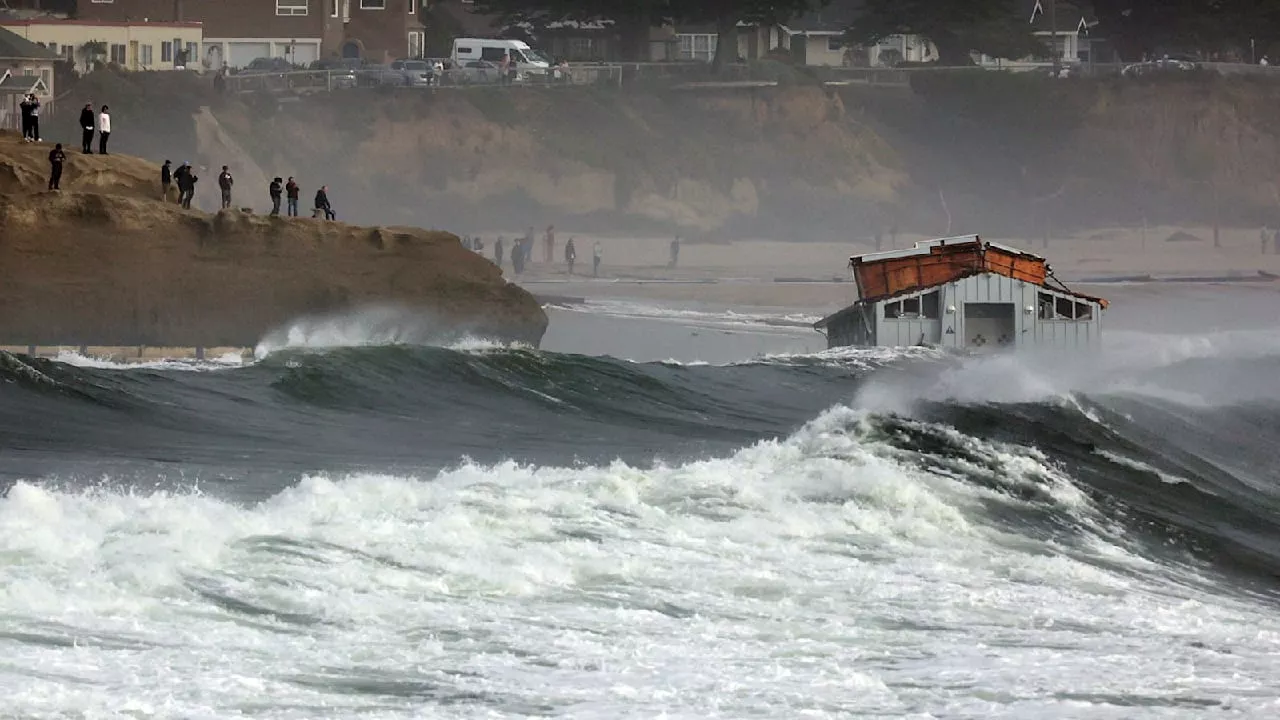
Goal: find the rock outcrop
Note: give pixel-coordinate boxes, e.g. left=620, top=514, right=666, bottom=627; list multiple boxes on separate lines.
left=0, top=133, right=546, bottom=349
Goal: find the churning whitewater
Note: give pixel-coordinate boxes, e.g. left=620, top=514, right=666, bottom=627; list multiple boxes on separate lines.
left=3, top=322, right=1280, bottom=718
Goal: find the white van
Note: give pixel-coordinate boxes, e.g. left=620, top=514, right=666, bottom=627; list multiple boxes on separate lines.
left=451, top=38, right=551, bottom=81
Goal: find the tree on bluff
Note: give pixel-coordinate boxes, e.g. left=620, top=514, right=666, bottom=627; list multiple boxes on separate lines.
left=844, top=0, right=1045, bottom=66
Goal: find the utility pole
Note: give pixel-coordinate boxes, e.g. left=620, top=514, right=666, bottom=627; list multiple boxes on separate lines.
left=1050, top=0, right=1059, bottom=78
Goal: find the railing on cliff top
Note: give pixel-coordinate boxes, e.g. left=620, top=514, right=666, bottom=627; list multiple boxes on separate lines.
left=219, top=60, right=1280, bottom=96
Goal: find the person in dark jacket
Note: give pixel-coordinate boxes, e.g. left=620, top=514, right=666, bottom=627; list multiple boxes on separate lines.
left=285, top=177, right=299, bottom=217
left=314, top=185, right=334, bottom=220
left=79, top=103, right=95, bottom=153
left=269, top=177, right=283, bottom=215
left=564, top=237, right=577, bottom=276
left=218, top=165, right=234, bottom=209
left=47, top=143, right=66, bottom=191
left=160, top=160, right=173, bottom=202
left=19, top=95, right=32, bottom=141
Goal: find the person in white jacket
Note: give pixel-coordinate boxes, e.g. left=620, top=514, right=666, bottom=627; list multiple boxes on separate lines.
left=98, top=106, right=111, bottom=155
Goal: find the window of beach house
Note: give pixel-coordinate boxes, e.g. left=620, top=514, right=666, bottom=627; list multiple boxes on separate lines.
left=162, top=41, right=172, bottom=62
left=140, top=44, right=153, bottom=66
left=277, top=0, right=308, bottom=16
left=884, top=291, right=939, bottom=320
left=110, top=43, right=126, bottom=65
left=360, top=0, right=386, bottom=9
left=827, top=36, right=843, bottom=51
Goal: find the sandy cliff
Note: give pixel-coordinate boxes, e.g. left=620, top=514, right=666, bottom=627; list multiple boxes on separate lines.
left=63, top=69, right=1280, bottom=241
left=0, top=133, right=546, bottom=349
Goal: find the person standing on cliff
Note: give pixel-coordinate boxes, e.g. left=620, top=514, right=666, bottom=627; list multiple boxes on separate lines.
left=269, top=177, right=283, bottom=216
left=544, top=225, right=555, bottom=264
left=97, top=106, right=111, bottom=155
left=285, top=177, right=299, bottom=217
left=218, top=165, right=234, bottom=209
left=315, top=185, right=335, bottom=220
left=495, top=236, right=505, bottom=267
left=564, top=237, right=577, bottom=276
left=161, top=160, right=173, bottom=202
left=28, top=94, right=41, bottom=142
left=47, top=143, right=66, bottom=191
left=19, top=94, right=33, bottom=141
left=79, top=102, right=95, bottom=154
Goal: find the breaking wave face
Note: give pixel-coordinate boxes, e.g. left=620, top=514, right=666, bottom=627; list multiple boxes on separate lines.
left=3, top=328, right=1280, bottom=717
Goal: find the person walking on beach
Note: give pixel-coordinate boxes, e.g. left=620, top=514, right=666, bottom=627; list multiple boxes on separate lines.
left=218, top=165, right=234, bottom=209
left=564, top=237, right=577, bottom=276
left=314, top=185, right=335, bottom=220
left=544, top=224, right=555, bottom=264
left=669, top=236, right=680, bottom=268
left=285, top=177, right=299, bottom=217
left=47, top=143, right=65, bottom=191
left=269, top=177, right=283, bottom=216
left=97, top=106, right=112, bottom=155
left=161, top=160, right=173, bottom=202
left=79, top=102, right=95, bottom=154
left=593, top=240, right=602, bottom=277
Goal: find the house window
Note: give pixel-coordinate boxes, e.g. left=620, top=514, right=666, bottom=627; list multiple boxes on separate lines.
left=360, top=0, right=385, bottom=8
left=407, top=0, right=415, bottom=13
left=110, top=43, right=126, bottom=64
left=827, top=36, right=843, bottom=52
left=330, top=0, right=338, bottom=16
left=884, top=291, right=939, bottom=320
left=677, top=33, right=717, bottom=63
left=90, top=0, right=113, bottom=3
left=408, top=30, right=424, bottom=58
left=1038, top=292, right=1093, bottom=321
left=62, top=45, right=74, bottom=61
left=161, top=41, right=172, bottom=62
left=40, top=69, right=51, bottom=87
left=140, top=44, right=153, bottom=65
left=277, top=0, right=308, bottom=15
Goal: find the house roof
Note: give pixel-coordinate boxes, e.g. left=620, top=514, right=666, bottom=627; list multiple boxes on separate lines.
left=783, top=0, right=863, bottom=34
left=1024, top=0, right=1098, bottom=29
left=0, top=23, right=54, bottom=59
left=0, top=73, right=47, bottom=94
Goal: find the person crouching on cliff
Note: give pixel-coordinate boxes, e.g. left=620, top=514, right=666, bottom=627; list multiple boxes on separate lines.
left=47, top=143, right=66, bottom=191
left=79, top=102, right=95, bottom=154
left=218, top=165, right=234, bottom=209
left=314, top=185, right=335, bottom=220
left=269, top=177, right=283, bottom=216
left=285, top=177, right=299, bottom=217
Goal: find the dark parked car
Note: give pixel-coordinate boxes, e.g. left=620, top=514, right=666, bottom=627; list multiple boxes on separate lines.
left=242, top=56, right=295, bottom=74
left=448, top=59, right=502, bottom=85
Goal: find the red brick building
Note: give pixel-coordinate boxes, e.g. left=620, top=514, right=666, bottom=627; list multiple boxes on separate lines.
left=75, top=0, right=423, bottom=68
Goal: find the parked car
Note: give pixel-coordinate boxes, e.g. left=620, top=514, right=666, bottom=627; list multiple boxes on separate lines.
left=310, top=58, right=360, bottom=89
left=447, top=59, right=503, bottom=85
left=241, top=56, right=295, bottom=74
left=1122, top=54, right=1200, bottom=76
left=391, top=59, right=435, bottom=87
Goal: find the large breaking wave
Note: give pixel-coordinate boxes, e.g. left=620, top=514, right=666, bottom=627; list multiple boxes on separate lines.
left=3, top=327, right=1280, bottom=717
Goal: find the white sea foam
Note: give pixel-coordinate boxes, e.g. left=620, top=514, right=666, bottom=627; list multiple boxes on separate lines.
left=2, top=406, right=1277, bottom=718
left=48, top=349, right=247, bottom=372
left=560, top=298, right=822, bottom=329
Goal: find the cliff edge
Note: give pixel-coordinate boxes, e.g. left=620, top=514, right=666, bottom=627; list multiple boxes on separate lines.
left=0, top=132, right=547, bottom=349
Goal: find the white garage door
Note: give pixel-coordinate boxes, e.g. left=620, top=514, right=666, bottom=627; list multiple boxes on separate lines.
left=227, top=42, right=271, bottom=69
left=279, top=43, right=318, bottom=65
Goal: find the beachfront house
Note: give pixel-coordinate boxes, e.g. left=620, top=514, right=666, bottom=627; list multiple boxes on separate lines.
left=0, top=25, right=55, bottom=132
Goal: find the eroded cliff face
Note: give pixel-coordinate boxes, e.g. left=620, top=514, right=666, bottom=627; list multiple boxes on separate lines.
left=0, top=133, right=546, bottom=348
left=209, top=85, right=907, bottom=238
left=67, top=70, right=1280, bottom=240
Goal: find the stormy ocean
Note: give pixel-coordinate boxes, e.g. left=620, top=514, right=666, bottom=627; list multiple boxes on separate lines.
left=3, top=298, right=1280, bottom=718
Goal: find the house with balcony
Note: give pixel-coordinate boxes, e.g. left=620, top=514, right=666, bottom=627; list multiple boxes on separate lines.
left=0, top=18, right=202, bottom=72
left=0, top=24, right=56, bottom=132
